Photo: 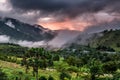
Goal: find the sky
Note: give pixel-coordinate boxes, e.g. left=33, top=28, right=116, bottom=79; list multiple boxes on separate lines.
left=0, top=0, right=120, bottom=31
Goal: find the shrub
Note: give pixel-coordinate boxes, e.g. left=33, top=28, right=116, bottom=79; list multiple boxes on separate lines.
left=0, top=68, right=8, bottom=80
left=59, top=72, right=71, bottom=80
left=39, top=76, right=47, bottom=80
left=48, top=75, right=54, bottom=80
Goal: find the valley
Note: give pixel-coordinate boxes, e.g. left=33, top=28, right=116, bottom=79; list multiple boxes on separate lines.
left=0, top=0, right=120, bottom=80
left=0, top=17, right=120, bottom=80
left=0, top=43, right=120, bottom=80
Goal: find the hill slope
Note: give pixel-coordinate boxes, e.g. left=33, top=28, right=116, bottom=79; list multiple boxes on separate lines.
left=0, top=17, right=55, bottom=41
left=91, top=29, right=120, bottom=51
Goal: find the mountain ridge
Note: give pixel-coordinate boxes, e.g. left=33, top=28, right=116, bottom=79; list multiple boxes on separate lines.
left=0, top=17, right=120, bottom=50
left=0, top=17, right=56, bottom=41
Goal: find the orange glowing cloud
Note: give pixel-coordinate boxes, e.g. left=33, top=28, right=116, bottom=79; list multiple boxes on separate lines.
left=38, top=17, right=91, bottom=31
left=37, top=12, right=117, bottom=31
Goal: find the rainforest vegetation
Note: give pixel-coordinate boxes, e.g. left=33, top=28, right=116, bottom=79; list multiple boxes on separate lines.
left=0, top=43, right=120, bottom=80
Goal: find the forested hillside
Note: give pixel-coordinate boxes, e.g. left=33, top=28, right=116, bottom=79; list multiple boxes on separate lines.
left=91, top=29, right=120, bottom=51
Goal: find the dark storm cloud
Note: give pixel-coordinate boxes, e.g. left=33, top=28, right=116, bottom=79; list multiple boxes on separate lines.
left=9, top=0, right=120, bottom=18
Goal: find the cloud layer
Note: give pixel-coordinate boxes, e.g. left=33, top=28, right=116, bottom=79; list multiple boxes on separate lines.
left=0, top=35, right=47, bottom=47
left=0, top=35, right=10, bottom=43
left=9, top=0, right=120, bottom=18
left=0, top=0, right=120, bottom=31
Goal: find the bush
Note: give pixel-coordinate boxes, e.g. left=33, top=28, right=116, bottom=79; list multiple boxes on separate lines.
left=113, top=72, right=120, bottom=80
left=66, top=66, right=79, bottom=73
left=39, top=76, right=47, bottom=80
left=48, top=75, right=54, bottom=80
left=53, top=55, right=60, bottom=61
left=102, top=61, right=117, bottom=73
left=0, top=68, right=8, bottom=80
left=59, top=72, right=71, bottom=80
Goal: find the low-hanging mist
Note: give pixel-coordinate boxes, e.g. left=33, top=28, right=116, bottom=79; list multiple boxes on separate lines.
left=0, top=35, right=47, bottom=47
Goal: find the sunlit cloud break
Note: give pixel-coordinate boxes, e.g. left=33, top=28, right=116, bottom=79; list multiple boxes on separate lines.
left=0, top=0, right=120, bottom=31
